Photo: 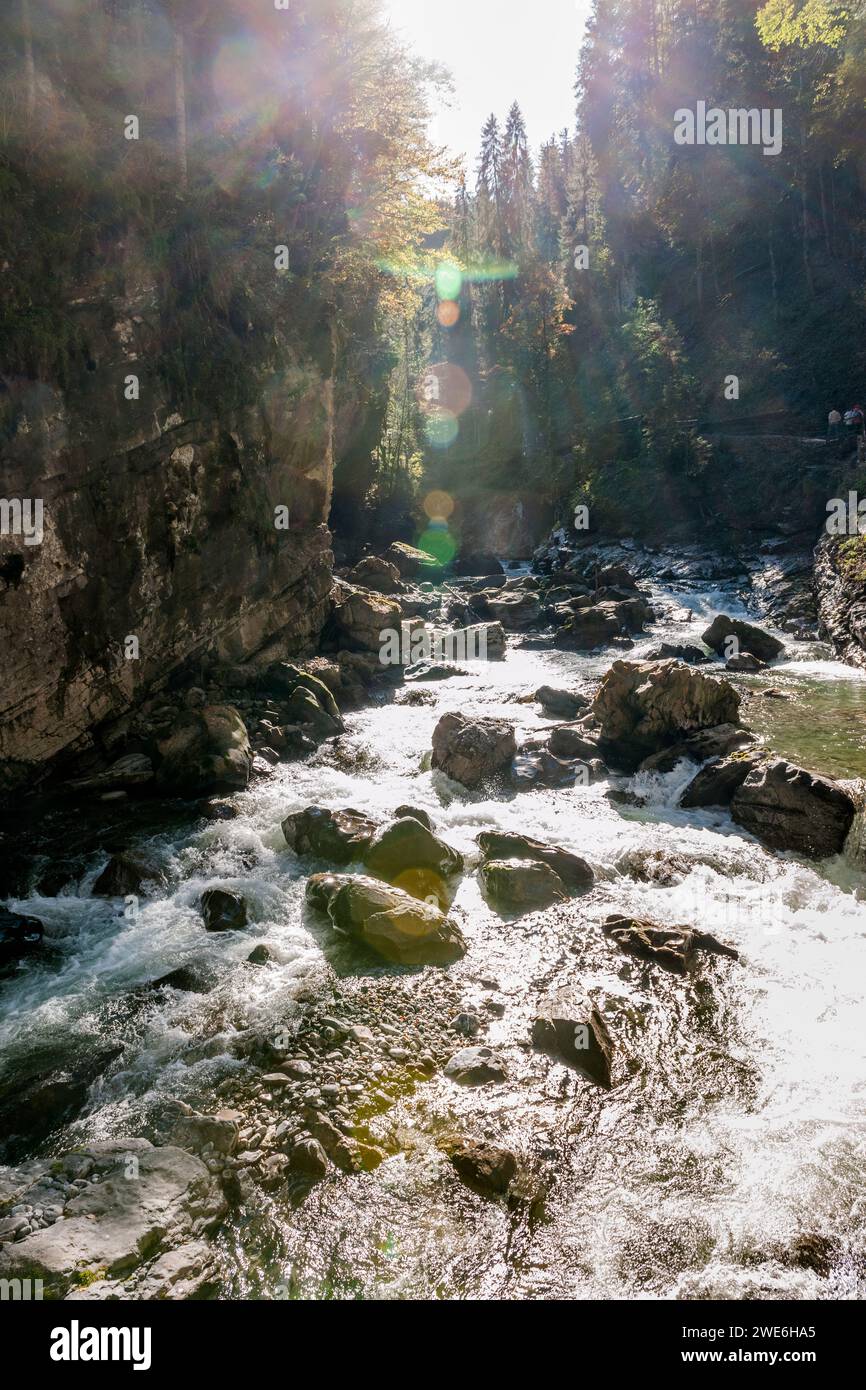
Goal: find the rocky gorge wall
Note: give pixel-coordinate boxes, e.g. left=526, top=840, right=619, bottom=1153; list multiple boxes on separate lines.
left=0, top=243, right=336, bottom=794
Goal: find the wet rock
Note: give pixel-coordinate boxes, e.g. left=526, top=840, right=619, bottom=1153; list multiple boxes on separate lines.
left=726, top=653, right=766, bottom=673
left=602, top=915, right=739, bottom=973
left=535, top=686, right=590, bottom=719
left=443, top=1137, right=518, bottom=1196
left=247, top=944, right=272, bottom=965
left=481, top=859, right=568, bottom=912
left=364, top=817, right=463, bottom=883
left=431, top=712, right=517, bottom=789
left=679, top=754, right=762, bottom=808
left=282, top=805, right=380, bottom=863
left=305, top=873, right=467, bottom=966
left=730, top=759, right=856, bottom=859
left=147, top=963, right=218, bottom=993
left=642, top=643, right=710, bottom=665
left=0, top=1037, right=124, bottom=1160
left=452, top=552, right=504, bottom=577
left=785, top=1232, right=840, bottom=1278
left=444, top=1046, right=507, bottom=1086
left=477, top=831, right=593, bottom=890
left=0, top=907, right=44, bottom=963
left=592, top=660, right=742, bottom=771
left=393, top=805, right=433, bottom=830
left=0, top=1141, right=226, bottom=1295
left=598, top=565, right=639, bottom=590
left=450, top=1012, right=482, bottom=1036
left=511, top=749, right=604, bottom=789
left=262, top=663, right=345, bottom=728
left=68, top=753, right=155, bottom=795
left=637, top=722, right=755, bottom=774
left=92, top=850, right=165, bottom=897
left=546, top=724, right=602, bottom=761
left=531, top=992, right=613, bottom=1088
left=288, top=1137, right=330, bottom=1180
left=200, top=888, right=248, bottom=933
left=348, top=555, right=403, bottom=593
left=283, top=686, right=343, bottom=739
left=702, top=614, right=786, bottom=663
left=333, top=586, right=402, bottom=653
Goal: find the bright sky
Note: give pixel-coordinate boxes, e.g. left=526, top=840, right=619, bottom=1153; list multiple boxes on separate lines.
left=384, top=0, right=593, bottom=170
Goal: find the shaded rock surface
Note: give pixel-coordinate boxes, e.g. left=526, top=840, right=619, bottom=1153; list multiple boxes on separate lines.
left=702, top=614, right=785, bottom=663
left=730, top=759, right=856, bottom=859
left=603, top=915, right=739, bottom=973
left=592, top=659, right=741, bottom=770
left=531, top=992, right=614, bottom=1088
left=431, top=712, right=516, bottom=789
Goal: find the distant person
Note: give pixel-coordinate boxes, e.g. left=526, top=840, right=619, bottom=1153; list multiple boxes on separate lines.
left=828, top=408, right=842, bottom=440
left=844, top=406, right=864, bottom=434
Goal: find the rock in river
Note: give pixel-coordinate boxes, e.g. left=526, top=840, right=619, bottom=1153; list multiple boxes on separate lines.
left=591, top=659, right=742, bottom=771
left=531, top=991, right=614, bottom=1088
left=200, top=888, right=248, bottom=932
left=305, top=873, right=467, bottom=966
left=154, top=705, right=252, bottom=794
left=480, top=858, right=569, bottom=912
left=443, top=1137, right=518, bottom=1196
left=364, top=816, right=464, bottom=882
left=730, top=759, right=856, bottom=859
left=702, top=614, right=786, bottom=663
left=477, top=831, right=594, bottom=890
left=431, top=712, right=517, bottom=789
left=282, top=805, right=380, bottom=863
left=602, top=915, right=739, bottom=973
left=444, top=1046, right=508, bottom=1085
left=0, top=907, right=44, bottom=963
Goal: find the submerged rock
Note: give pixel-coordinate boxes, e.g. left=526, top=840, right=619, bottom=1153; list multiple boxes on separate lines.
left=730, top=759, right=856, bottom=859
left=602, top=915, right=739, bottom=973
left=431, top=712, right=516, bottom=789
left=702, top=614, right=786, bottom=663
left=305, top=873, right=467, bottom=966
left=480, top=859, right=569, bottom=912
left=592, top=659, right=742, bottom=771
left=477, top=831, right=594, bottom=890
left=531, top=991, right=614, bottom=1088
left=443, top=1137, right=518, bottom=1196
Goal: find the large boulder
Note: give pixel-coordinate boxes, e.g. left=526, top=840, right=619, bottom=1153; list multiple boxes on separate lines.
left=480, top=859, right=568, bottom=912
left=305, top=873, right=466, bottom=966
left=0, top=1141, right=226, bottom=1296
left=333, top=586, right=402, bottom=653
left=602, top=915, right=739, bottom=973
left=591, top=660, right=742, bottom=771
left=0, top=1037, right=124, bottom=1160
left=348, top=555, right=402, bottom=594
left=282, top=806, right=379, bottom=863
left=364, top=817, right=463, bottom=883
left=443, top=1137, right=518, bottom=1196
left=531, top=992, right=614, bottom=1088
left=93, top=850, right=165, bottom=897
left=730, top=759, right=856, bottom=859
left=702, top=614, right=786, bottom=663
left=431, top=712, right=516, bottom=789
left=384, top=541, right=444, bottom=580
left=546, top=724, right=602, bottom=761
left=477, top=831, right=593, bottom=890
left=154, top=705, right=252, bottom=794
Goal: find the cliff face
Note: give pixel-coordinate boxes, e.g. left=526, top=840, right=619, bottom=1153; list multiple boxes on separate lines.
left=0, top=242, right=335, bottom=792
left=814, top=534, right=866, bottom=670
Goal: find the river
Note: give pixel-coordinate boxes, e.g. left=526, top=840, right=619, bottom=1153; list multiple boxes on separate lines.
left=2, top=551, right=866, bottom=1300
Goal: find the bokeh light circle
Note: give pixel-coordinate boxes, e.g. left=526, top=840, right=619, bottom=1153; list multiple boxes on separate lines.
left=424, top=409, right=459, bottom=449
left=423, top=490, right=455, bottom=520
left=437, top=300, right=460, bottom=328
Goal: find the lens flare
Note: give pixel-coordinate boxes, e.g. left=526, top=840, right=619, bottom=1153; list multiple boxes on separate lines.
left=437, top=300, right=460, bottom=328
left=423, top=490, right=455, bottom=521
left=417, top=362, right=472, bottom=417
left=418, top=522, right=457, bottom=564
left=424, top=409, right=459, bottom=449
left=435, top=262, right=463, bottom=301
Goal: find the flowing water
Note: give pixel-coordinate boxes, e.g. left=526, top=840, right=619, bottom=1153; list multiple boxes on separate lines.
left=3, top=558, right=866, bottom=1300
